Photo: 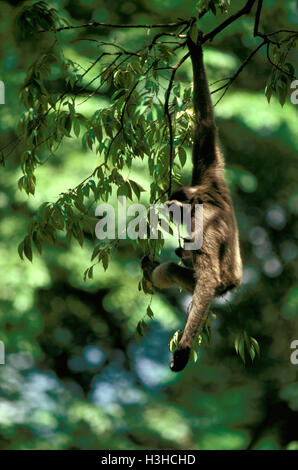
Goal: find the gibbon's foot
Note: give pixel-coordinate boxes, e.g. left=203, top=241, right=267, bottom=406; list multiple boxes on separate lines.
left=170, top=347, right=191, bottom=372
left=141, top=256, right=160, bottom=282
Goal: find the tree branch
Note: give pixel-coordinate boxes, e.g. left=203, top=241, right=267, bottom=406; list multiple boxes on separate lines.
left=39, top=20, right=190, bottom=34
left=253, top=0, right=263, bottom=37
left=75, top=39, right=141, bottom=56
left=203, top=0, right=256, bottom=42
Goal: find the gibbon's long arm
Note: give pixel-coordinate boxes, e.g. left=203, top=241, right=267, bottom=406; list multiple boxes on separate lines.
left=187, top=37, right=220, bottom=186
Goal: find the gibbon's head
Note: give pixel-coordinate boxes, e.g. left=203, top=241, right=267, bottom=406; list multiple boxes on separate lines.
left=165, top=187, right=202, bottom=226
left=166, top=186, right=198, bottom=206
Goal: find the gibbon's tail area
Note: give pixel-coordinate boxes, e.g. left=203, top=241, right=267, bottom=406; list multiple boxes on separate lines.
left=186, top=36, right=220, bottom=186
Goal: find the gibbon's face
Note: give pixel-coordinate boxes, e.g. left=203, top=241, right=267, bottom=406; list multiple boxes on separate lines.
left=166, top=187, right=196, bottom=206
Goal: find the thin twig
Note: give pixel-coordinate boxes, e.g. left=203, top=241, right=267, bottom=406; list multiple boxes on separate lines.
left=39, top=20, right=190, bottom=34
left=75, top=39, right=141, bottom=56
left=77, top=55, right=125, bottom=105
left=264, top=29, right=298, bottom=36
left=148, top=32, right=180, bottom=51
left=203, top=0, right=256, bottom=43
left=254, top=0, right=263, bottom=37
left=212, top=40, right=266, bottom=106
left=164, top=52, right=190, bottom=196
left=209, top=77, right=231, bottom=86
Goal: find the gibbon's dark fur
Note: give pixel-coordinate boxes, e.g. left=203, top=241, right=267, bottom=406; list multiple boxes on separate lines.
left=142, top=35, right=242, bottom=372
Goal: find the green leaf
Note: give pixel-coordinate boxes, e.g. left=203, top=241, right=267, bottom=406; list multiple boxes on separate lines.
left=91, top=244, right=103, bottom=262
left=169, top=338, right=176, bottom=353
left=130, top=180, right=140, bottom=199
left=136, top=320, right=144, bottom=337
left=189, top=22, right=199, bottom=44
left=117, top=183, right=128, bottom=197
left=250, top=337, right=260, bottom=357
left=265, top=83, right=273, bottom=103
left=190, top=349, right=198, bottom=363
left=168, top=330, right=182, bottom=352
left=178, top=147, right=187, bottom=168
left=66, top=228, right=72, bottom=244
left=129, top=180, right=145, bottom=200
left=52, top=208, right=64, bottom=230
left=249, top=345, right=256, bottom=362
left=235, top=333, right=241, bottom=354
left=284, top=62, right=295, bottom=77
left=73, top=118, right=80, bottom=138
left=238, top=338, right=245, bottom=364
left=102, top=251, right=109, bottom=271
left=277, top=81, right=289, bottom=107
left=146, top=305, right=154, bottom=319
left=18, top=240, right=25, bottom=260
left=243, top=330, right=250, bottom=349
left=65, top=114, right=72, bottom=135
left=210, top=2, right=217, bottom=16
left=125, top=181, right=133, bottom=201
left=24, top=235, right=33, bottom=262
left=28, top=218, right=37, bottom=236
left=18, top=176, right=24, bottom=191
left=83, top=268, right=89, bottom=282
left=77, top=224, right=84, bottom=247
left=32, top=231, right=42, bottom=254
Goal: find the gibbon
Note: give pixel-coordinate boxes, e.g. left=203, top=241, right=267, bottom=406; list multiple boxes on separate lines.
left=142, top=34, right=242, bottom=372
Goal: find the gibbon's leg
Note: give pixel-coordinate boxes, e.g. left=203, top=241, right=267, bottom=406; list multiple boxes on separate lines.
left=170, top=250, right=220, bottom=372
left=142, top=256, right=195, bottom=294
left=152, top=262, right=195, bottom=294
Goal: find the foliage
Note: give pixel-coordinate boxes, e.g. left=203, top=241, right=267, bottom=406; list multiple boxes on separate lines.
left=234, top=331, right=260, bottom=364
left=169, top=319, right=213, bottom=364
left=196, top=0, right=231, bottom=17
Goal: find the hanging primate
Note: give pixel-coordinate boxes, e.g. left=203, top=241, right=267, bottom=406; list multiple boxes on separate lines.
left=142, top=34, right=242, bottom=372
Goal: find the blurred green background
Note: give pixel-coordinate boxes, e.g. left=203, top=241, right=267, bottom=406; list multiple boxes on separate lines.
left=0, top=0, right=297, bottom=450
